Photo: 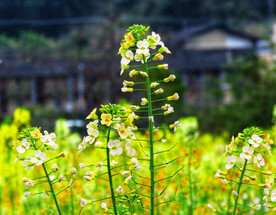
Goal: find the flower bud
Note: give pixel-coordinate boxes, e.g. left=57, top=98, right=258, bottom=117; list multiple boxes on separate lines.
left=59, top=152, right=66, bottom=157
left=154, top=88, right=164, bottom=94
left=124, top=176, right=132, bottom=185
left=158, top=46, right=171, bottom=54
left=24, top=192, right=34, bottom=198
left=79, top=163, right=86, bottom=169
left=164, top=74, right=176, bottom=83
left=141, top=98, right=148, bottom=105
left=122, top=171, right=131, bottom=177
left=167, top=93, right=179, bottom=101
left=70, top=167, right=77, bottom=175
left=164, top=107, right=174, bottom=116
left=22, top=177, right=28, bottom=183
left=58, top=174, right=65, bottom=182
left=153, top=53, right=164, bottom=61
left=84, top=176, right=92, bottom=181
left=207, top=204, right=217, bottom=212
left=130, top=105, right=140, bottom=111
left=261, top=171, right=272, bottom=175
left=157, top=64, right=168, bottom=70
left=129, top=70, right=139, bottom=77
left=162, top=104, right=170, bottom=110
left=123, top=80, right=134, bottom=87
left=140, top=71, right=148, bottom=77
left=52, top=164, right=59, bottom=172
left=150, top=82, right=160, bottom=88
left=243, top=177, right=251, bottom=183
left=95, top=162, right=104, bottom=168
left=149, top=116, right=154, bottom=122
left=233, top=190, right=238, bottom=199
left=250, top=175, right=257, bottom=181
left=86, top=108, right=98, bottom=119
left=85, top=171, right=96, bottom=180
left=121, top=87, right=133, bottom=92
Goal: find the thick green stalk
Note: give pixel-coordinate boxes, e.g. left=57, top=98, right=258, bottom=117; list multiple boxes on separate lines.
left=32, top=140, right=62, bottom=215
left=232, top=160, right=247, bottom=215
left=42, top=163, right=62, bottom=215
left=106, top=126, right=118, bottom=215
left=143, top=55, right=155, bottom=215
left=188, top=142, right=193, bottom=215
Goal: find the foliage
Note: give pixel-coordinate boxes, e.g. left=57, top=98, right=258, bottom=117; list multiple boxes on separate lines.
left=198, top=56, right=276, bottom=135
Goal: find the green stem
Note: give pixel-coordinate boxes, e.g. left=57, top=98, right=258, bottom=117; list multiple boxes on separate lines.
left=143, top=54, right=155, bottom=215
left=232, top=160, right=247, bottom=215
left=42, top=163, right=62, bottom=215
left=32, top=140, right=62, bottom=215
left=188, top=142, right=193, bottom=215
left=106, top=126, right=118, bottom=215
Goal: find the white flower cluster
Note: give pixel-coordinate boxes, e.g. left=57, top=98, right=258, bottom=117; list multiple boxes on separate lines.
left=79, top=107, right=141, bottom=210
left=119, top=31, right=170, bottom=76
left=15, top=130, right=60, bottom=170
left=225, top=134, right=269, bottom=170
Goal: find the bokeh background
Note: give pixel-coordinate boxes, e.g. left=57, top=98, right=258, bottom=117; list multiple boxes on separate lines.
left=0, top=0, right=275, bottom=134
left=0, top=1, right=276, bottom=214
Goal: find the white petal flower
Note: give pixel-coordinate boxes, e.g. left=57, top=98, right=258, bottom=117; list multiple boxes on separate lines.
left=101, top=202, right=107, bottom=209
left=31, top=150, right=46, bottom=166
left=121, top=57, right=130, bottom=66
left=95, top=141, right=103, bottom=147
left=225, top=155, right=236, bottom=170
left=125, top=50, right=134, bottom=60
left=24, top=179, right=35, bottom=189
left=136, top=40, right=149, bottom=55
left=240, top=146, right=254, bottom=160
left=17, top=145, right=25, bottom=154
left=107, top=140, right=123, bottom=157
left=16, top=139, right=30, bottom=154
left=116, top=185, right=124, bottom=194
left=79, top=163, right=86, bottom=169
left=249, top=134, right=262, bottom=148
left=121, top=171, right=131, bottom=177
left=80, top=198, right=87, bottom=207
left=110, top=160, right=118, bottom=167
left=86, top=120, right=98, bottom=129
left=254, top=154, right=265, bottom=168
left=127, top=148, right=136, bottom=156
left=271, top=190, right=276, bottom=202
left=87, top=128, right=99, bottom=138
left=24, top=192, right=31, bottom=198
left=169, top=121, right=181, bottom=132
left=49, top=175, right=56, bottom=180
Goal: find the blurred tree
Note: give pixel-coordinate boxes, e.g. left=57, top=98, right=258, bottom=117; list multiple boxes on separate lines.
left=227, top=56, right=276, bottom=128
left=199, top=55, right=276, bottom=135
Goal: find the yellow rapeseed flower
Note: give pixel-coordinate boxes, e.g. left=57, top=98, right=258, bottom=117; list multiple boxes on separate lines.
left=101, top=114, right=112, bottom=126
left=30, top=129, right=42, bottom=139
left=124, top=32, right=135, bottom=44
